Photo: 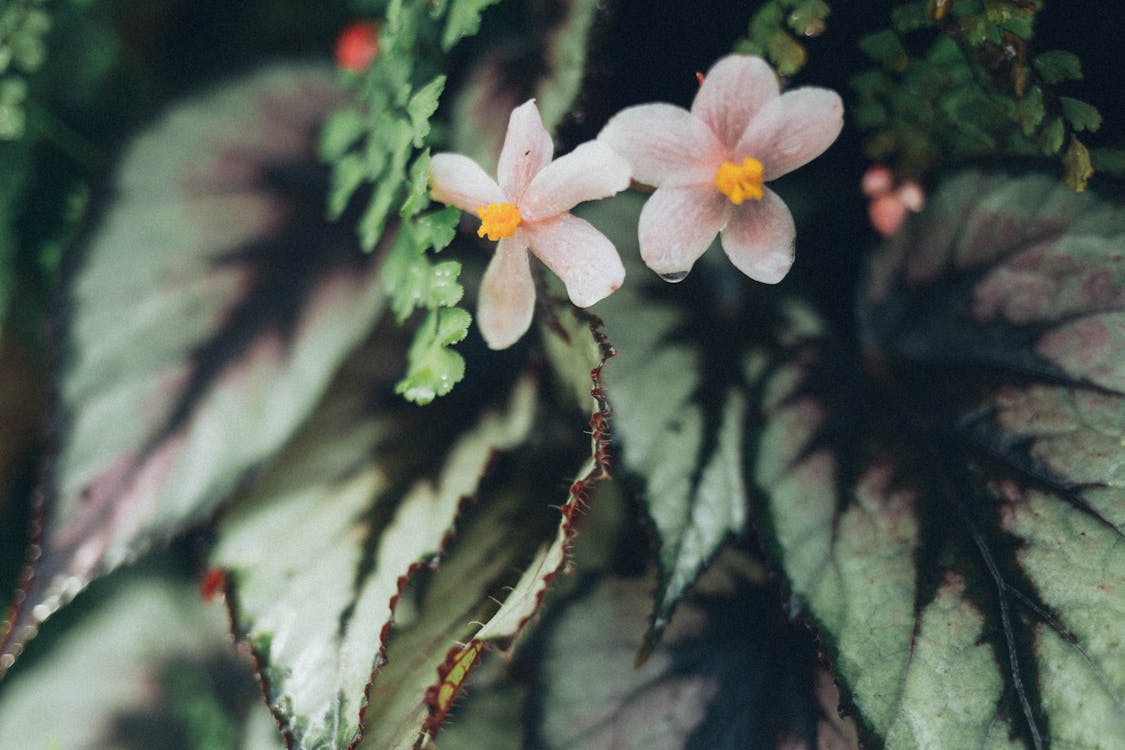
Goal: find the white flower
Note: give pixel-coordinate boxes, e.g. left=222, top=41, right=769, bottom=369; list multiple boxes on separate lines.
left=429, top=100, right=631, bottom=349
left=598, top=54, right=844, bottom=283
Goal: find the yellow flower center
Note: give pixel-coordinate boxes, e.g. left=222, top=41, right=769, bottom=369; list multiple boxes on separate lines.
left=715, top=157, right=764, bottom=205
left=476, top=202, right=522, bottom=241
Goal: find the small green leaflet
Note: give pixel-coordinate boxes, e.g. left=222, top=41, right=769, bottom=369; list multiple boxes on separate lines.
left=321, top=0, right=498, bottom=405
left=1058, top=96, right=1102, bottom=133
left=396, top=306, right=471, bottom=404
left=382, top=198, right=465, bottom=404
left=382, top=204, right=462, bottom=325
left=441, top=0, right=503, bottom=51
left=1032, top=50, right=1083, bottom=84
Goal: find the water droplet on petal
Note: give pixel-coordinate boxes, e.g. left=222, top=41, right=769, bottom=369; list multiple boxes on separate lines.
left=660, top=271, right=689, bottom=283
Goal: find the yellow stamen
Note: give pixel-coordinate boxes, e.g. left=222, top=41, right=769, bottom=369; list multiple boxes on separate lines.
left=476, top=202, right=522, bottom=241
left=715, top=157, right=764, bottom=205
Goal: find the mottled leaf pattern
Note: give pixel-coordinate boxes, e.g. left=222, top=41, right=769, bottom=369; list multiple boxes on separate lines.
left=450, top=0, right=603, bottom=171
left=760, top=170, right=1125, bottom=747
left=209, top=292, right=613, bottom=748
left=1, top=64, right=381, bottom=674
left=0, top=566, right=281, bottom=750
left=581, top=195, right=763, bottom=648
left=531, top=550, right=836, bottom=750
left=213, top=344, right=538, bottom=750
left=357, top=472, right=563, bottom=750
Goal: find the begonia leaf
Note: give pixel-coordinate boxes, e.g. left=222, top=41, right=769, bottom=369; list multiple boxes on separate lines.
left=530, top=550, right=840, bottom=750
left=213, top=337, right=538, bottom=750
left=0, top=565, right=281, bottom=750
left=450, top=0, right=603, bottom=171
left=759, top=170, right=1125, bottom=747
left=0, top=64, right=385, bottom=675
left=428, top=657, right=524, bottom=750
left=358, top=297, right=616, bottom=748
left=213, top=293, right=614, bottom=749
left=579, top=195, right=771, bottom=651
left=358, top=486, right=565, bottom=750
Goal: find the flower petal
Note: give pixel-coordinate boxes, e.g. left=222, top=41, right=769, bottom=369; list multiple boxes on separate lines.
left=598, top=104, right=725, bottom=187
left=524, top=214, right=625, bottom=308
left=429, top=153, right=506, bottom=213
left=719, top=187, right=796, bottom=283
left=637, top=185, right=729, bottom=279
left=519, top=141, right=632, bottom=222
left=735, top=87, right=843, bottom=181
left=497, top=100, right=554, bottom=201
left=478, top=234, right=536, bottom=350
left=691, top=54, right=779, bottom=149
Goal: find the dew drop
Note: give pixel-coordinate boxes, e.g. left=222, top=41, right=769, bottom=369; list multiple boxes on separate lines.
left=660, top=270, right=689, bottom=283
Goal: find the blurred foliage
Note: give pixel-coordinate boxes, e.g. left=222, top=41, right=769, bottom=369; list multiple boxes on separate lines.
left=733, top=0, right=830, bottom=76
left=850, top=0, right=1122, bottom=190
left=0, top=0, right=95, bottom=347
left=0, top=0, right=50, bottom=141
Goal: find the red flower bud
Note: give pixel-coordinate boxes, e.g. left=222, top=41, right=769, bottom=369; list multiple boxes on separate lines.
left=335, top=21, right=379, bottom=73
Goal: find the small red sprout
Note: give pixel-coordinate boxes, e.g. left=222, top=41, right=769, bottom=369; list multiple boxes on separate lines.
left=335, top=21, right=380, bottom=73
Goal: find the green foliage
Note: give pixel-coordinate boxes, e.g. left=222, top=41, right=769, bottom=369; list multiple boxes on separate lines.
left=1090, top=146, right=1125, bottom=176
left=4, top=3, right=1124, bottom=749
left=851, top=1, right=1107, bottom=190
left=448, top=0, right=602, bottom=172
left=1058, top=95, right=1101, bottom=132
left=1032, top=49, right=1082, bottom=84
left=321, top=0, right=512, bottom=405
left=0, top=143, right=25, bottom=338
left=0, top=0, right=62, bottom=336
left=859, top=29, right=908, bottom=71
left=0, top=0, right=49, bottom=140
left=395, top=306, right=471, bottom=404
left=733, top=0, right=830, bottom=77
left=761, top=170, right=1125, bottom=747
left=212, top=356, right=540, bottom=749
left=441, top=0, right=503, bottom=51
left=0, top=567, right=282, bottom=750
left=0, top=65, right=389, bottom=678
left=534, top=552, right=834, bottom=749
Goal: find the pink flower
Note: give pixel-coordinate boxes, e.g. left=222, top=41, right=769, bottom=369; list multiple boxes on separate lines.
left=429, top=100, right=631, bottom=349
left=598, top=54, right=843, bottom=283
